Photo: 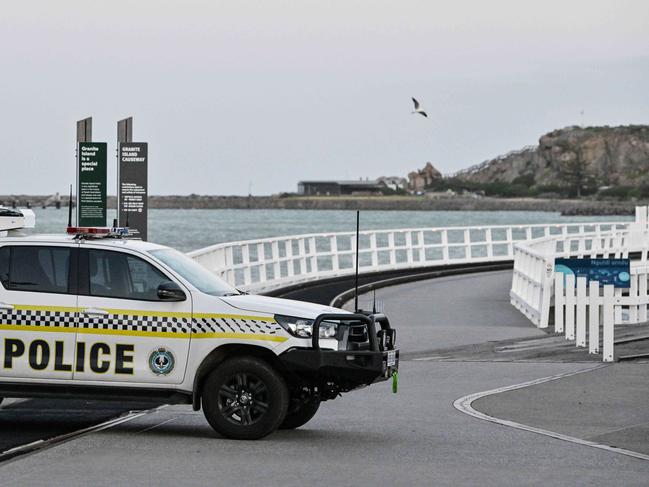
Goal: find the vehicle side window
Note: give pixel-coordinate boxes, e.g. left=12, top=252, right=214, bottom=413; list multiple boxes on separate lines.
left=0, top=246, right=71, bottom=294
left=88, top=249, right=172, bottom=301
left=0, top=247, right=8, bottom=287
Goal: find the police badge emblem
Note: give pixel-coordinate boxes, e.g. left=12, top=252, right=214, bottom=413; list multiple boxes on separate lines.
left=149, top=347, right=175, bottom=375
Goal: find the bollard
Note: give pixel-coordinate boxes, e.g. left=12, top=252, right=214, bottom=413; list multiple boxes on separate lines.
left=602, top=285, right=614, bottom=362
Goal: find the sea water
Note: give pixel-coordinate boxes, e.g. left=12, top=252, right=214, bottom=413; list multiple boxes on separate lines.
left=28, top=208, right=631, bottom=252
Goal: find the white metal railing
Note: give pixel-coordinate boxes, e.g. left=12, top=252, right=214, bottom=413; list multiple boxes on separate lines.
left=189, top=221, right=627, bottom=294
left=510, top=206, right=649, bottom=362
left=510, top=224, right=633, bottom=327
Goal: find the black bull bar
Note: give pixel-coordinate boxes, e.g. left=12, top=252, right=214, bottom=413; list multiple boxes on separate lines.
left=279, top=312, right=399, bottom=392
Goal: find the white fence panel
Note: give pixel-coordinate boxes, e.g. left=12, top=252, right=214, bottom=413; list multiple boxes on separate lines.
left=554, top=277, right=617, bottom=362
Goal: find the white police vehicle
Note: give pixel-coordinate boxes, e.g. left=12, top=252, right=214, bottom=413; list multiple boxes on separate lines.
left=0, top=209, right=398, bottom=439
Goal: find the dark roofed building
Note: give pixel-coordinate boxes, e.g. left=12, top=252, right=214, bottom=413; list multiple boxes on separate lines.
left=298, top=180, right=385, bottom=196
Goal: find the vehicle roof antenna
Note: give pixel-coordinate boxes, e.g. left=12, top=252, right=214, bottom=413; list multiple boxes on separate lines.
left=354, top=210, right=360, bottom=313
left=67, top=184, right=73, bottom=229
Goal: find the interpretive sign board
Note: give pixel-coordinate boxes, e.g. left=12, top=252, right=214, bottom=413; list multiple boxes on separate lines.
left=554, top=258, right=631, bottom=288
left=118, top=142, right=148, bottom=240
left=77, top=142, right=107, bottom=227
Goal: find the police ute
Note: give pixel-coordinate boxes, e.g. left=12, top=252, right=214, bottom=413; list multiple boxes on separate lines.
left=0, top=209, right=398, bottom=440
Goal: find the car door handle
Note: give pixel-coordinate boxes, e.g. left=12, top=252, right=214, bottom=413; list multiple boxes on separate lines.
left=0, top=303, right=14, bottom=311
left=82, top=308, right=109, bottom=317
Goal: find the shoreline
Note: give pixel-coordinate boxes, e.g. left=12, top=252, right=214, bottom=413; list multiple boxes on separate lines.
left=1, top=195, right=638, bottom=216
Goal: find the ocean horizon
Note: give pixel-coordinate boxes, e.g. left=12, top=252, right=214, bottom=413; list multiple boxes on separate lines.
left=26, top=207, right=633, bottom=253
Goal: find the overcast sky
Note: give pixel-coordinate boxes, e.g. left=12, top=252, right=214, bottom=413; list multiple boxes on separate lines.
left=1, top=0, right=648, bottom=196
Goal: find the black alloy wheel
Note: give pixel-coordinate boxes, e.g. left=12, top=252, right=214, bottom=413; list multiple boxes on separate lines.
left=202, top=356, right=289, bottom=440
left=218, top=372, right=269, bottom=426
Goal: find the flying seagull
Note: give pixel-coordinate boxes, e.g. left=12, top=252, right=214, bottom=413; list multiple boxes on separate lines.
left=411, top=97, right=427, bottom=117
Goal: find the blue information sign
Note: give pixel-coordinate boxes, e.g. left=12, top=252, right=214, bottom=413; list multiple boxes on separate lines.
left=554, top=258, right=631, bottom=288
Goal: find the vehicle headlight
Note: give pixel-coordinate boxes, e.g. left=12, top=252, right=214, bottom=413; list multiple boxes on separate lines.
left=275, top=315, right=338, bottom=339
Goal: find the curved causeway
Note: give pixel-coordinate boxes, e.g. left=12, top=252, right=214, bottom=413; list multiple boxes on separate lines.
left=1, top=270, right=648, bottom=486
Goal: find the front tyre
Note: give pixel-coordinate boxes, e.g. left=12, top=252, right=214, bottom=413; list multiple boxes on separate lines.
left=202, top=356, right=289, bottom=440
left=279, top=399, right=320, bottom=430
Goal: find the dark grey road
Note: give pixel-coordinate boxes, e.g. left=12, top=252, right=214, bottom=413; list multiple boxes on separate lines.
left=1, top=270, right=647, bottom=486
left=347, top=269, right=547, bottom=353
left=0, top=398, right=160, bottom=459
left=475, top=362, right=649, bottom=456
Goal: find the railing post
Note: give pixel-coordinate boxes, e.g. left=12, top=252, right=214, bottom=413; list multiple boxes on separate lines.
left=258, top=243, right=267, bottom=283
left=388, top=232, right=396, bottom=267
left=418, top=230, right=425, bottom=263
left=286, top=239, right=295, bottom=277
left=589, top=280, right=600, bottom=354
left=441, top=230, right=449, bottom=263
left=576, top=276, right=587, bottom=347
left=298, top=238, right=306, bottom=277
left=241, top=244, right=252, bottom=286
left=370, top=233, right=378, bottom=270
left=330, top=235, right=339, bottom=272
left=629, top=272, right=638, bottom=324
left=464, top=229, right=471, bottom=261
left=486, top=228, right=493, bottom=259
left=639, top=270, right=648, bottom=323
left=405, top=231, right=413, bottom=265
left=554, top=273, right=564, bottom=334
left=539, top=261, right=553, bottom=328
left=565, top=274, right=576, bottom=340
left=603, top=285, right=615, bottom=362
left=308, top=237, right=317, bottom=275
left=506, top=227, right=514, bottom=257
left=272, top=240, right=281, bottom=279
left=614, top=288, right=623, bottom=324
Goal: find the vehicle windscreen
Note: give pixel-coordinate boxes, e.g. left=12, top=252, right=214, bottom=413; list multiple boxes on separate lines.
left=149, top=248, right=239, bottom=297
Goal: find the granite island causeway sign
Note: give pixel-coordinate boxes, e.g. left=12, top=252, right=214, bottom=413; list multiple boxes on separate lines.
left=118, top=142, right=148, bottom=240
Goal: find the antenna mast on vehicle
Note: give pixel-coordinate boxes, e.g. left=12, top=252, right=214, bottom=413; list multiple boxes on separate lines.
left=67, top=184, right=73, bottom=229
left=354, top=210, right=360, bottom=312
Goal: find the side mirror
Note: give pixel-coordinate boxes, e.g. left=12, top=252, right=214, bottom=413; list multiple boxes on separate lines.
left=157, top=281, right=186, bottom=302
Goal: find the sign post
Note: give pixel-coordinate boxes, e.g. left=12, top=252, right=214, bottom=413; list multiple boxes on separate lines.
left=76, top=117, right=107, bottom=227
left=117, top=118, right=148, bottom=240
left=77, top=142, right=108, bottom=227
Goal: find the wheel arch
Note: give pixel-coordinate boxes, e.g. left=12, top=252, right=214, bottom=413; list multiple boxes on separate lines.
left=191, top=344, right=284, bottom=411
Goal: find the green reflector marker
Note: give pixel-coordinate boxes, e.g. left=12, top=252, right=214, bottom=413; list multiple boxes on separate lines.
left=392, top=371, right=398, bottom=394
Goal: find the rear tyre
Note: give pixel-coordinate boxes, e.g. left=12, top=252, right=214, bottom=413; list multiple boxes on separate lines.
left=279, top=399, right=320, bottom=430
left=202, top=356, right=289, bottom=440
